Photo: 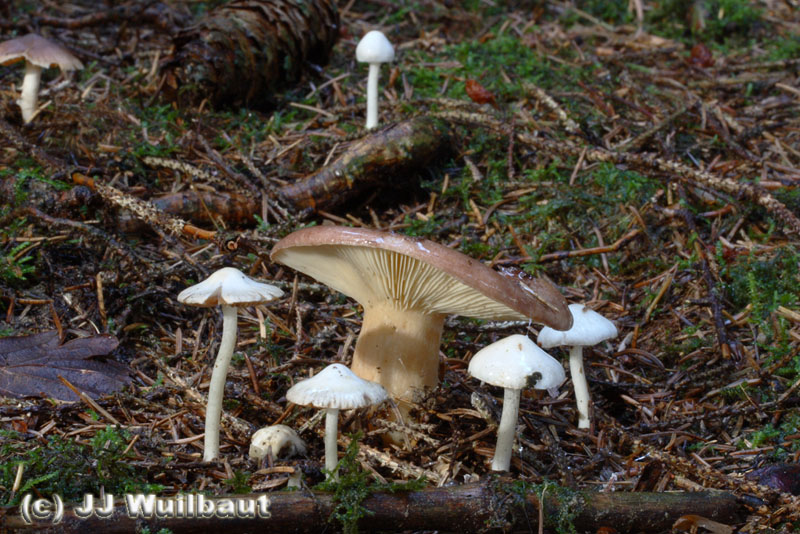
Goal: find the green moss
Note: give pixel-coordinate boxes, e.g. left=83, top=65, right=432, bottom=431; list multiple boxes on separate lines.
left=402, top=214, right=443, bottom=238
left=647, top=0, right=763, bottom=43
left=502, top=479, right=579, bottom=534
left=0, top=242, right=36, bottom=284
left=223, top=470, right=252, bottom=494
left=765, top=35, right=800, bottom=61
left=562, top=0, right=633, bottom=25
left=316, top=435, right=427, bottom=534
left=0, top=427, right=163, bottom=506
left=723, top=246, right=799, bottom=325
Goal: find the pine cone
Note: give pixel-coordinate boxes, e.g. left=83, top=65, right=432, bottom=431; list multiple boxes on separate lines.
left=160, top=0, right=339, bottom=109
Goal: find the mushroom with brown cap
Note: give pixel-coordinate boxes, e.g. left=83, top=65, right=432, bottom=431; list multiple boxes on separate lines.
left=468, top=334, right=565, bottom=471
left=0, top=34, right=83, bottom=123
left=178, top=267, right=283, bottom=462
left=286, top=363, right=386, bottom=478
left=537, top=303, right=618, bottom=429
left=270, top=226, right=572, bottom=426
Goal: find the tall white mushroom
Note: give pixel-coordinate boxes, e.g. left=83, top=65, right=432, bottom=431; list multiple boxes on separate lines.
left=178, top=267, right=283, bottom=462
left=0, top=34, right=83, bottom=123
left=468, top=334, right=565, bottom=472
left=286, top=363, right=386, bottom=478
left=355, top=30, right=394, bottom=130
left=538, top=303, right=618, bottom=430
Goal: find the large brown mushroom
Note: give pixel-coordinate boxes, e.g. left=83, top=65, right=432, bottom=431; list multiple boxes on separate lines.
left=270, top=226, right=572, bottom=410
left=0, top=34, right=83, bottom=123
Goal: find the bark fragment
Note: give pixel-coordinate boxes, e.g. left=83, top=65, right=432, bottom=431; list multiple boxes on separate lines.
left=279, top=116, right=451, bottom=212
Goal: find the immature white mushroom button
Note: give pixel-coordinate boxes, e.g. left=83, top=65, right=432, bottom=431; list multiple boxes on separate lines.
left=537, top=303, right=618, bottom=430
left=468, top=334, right=565, bottom=472
left=177, top=267, right=283, bottom=462
left=355, top=30, right=394, bottom=129
left=286, top=363, right=386, bottom=478
left=249, top=424, right=307, bottom=462
left=0, top=34, right=83, bottom=123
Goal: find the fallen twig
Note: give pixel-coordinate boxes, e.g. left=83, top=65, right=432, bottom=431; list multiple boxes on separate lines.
left=538, top=229, right=642, bottom=262
left=1, top=479, right=742, bottom=533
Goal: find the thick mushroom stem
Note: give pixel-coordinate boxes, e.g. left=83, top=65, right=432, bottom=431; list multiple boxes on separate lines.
left=324, top=408, right=340, bottom=477
left=365, top=62, right=381, bottom=129
left=491, top=387, right=521, bottom=472
left=203, top=304, right=239, bottom=462
left=350, top=305, right=446, bottom=404
left=569, top=346, right=591, bottom=429
left=18, top=62, right=43, bottom=123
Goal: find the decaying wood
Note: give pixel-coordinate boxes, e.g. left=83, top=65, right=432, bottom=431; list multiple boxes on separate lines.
left=1, top=480, right=742, bottom=534
left=279, top=117, right=451, bottom=211
left=159, top=0, right=339, bottom=109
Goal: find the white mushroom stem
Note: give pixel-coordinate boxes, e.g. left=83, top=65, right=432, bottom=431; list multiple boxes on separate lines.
left=365, top=62, right=381, bottom=129
left=18, top=62, right=43, bottom=124
left=203, top=304, right=239, bottom=462
left=569, top=346, right=591, bottom=429
left=491, top=387, right=521, bottom=472
left=324, top=408, right=340, bottom=478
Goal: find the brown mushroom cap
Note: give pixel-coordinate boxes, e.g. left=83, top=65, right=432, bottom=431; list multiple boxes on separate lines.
left=0, top=34, right=83, bottom=70
left=270, top=226, right=572, bottom=330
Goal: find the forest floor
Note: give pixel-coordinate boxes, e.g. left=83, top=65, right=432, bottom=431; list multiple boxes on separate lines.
left=1, top=0, right=800, bottom=532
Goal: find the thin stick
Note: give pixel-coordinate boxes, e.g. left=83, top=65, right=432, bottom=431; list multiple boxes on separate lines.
left=57, top=376, right=121, bottom=426
left=538, top=229, right=641, bottom=262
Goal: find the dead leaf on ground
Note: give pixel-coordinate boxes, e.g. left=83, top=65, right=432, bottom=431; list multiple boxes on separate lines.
left=0, top=330, right=131, bottom=401
left=746, top=463, right=800, bottom=495
left=465, top=79, right=498, bottom=108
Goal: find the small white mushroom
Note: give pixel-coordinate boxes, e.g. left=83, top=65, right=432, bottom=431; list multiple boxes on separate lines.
left=0, top=34, right=83, bottom=123
left=538, top=303, right=618, bottom=430
left=355, top=30, right=394, bottom=130
left=178, top=267, right=283, bottom=462
left=468, top=334, right=564, bottom=472
left=286, top=363, right=386, bottom=478
left=249, top=424, right=307, bottom=462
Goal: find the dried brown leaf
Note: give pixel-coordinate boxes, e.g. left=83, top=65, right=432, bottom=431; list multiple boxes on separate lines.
left=0, top=331, right=130, bottom=401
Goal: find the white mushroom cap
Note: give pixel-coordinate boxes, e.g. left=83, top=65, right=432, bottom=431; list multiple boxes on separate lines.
left=249, top=425, right=307, bottom=461
left=287, top=363, right=387, bottom=410
left=538, top=303, right=618, bottom=348
left=0, top=33, right=83, bottom=71
left=469, top=334, right=565, bottom=390
left=177, top=267, right=283, bottom=307
left=355, top=30, right=395, bottom=64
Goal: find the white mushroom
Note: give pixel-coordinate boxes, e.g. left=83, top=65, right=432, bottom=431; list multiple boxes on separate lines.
left=538, top=303, right=618, bottom=430
left=178, top=267, right=283, bottom=462
left=355, top=30, right=394, bottom=130
left=286, top=363, right=386, bottom=478
left=249, top=424, right=307, bottom=462
left=468, top=334, right=564, bottom=472
left=0, top=34, right=83, bottom=123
